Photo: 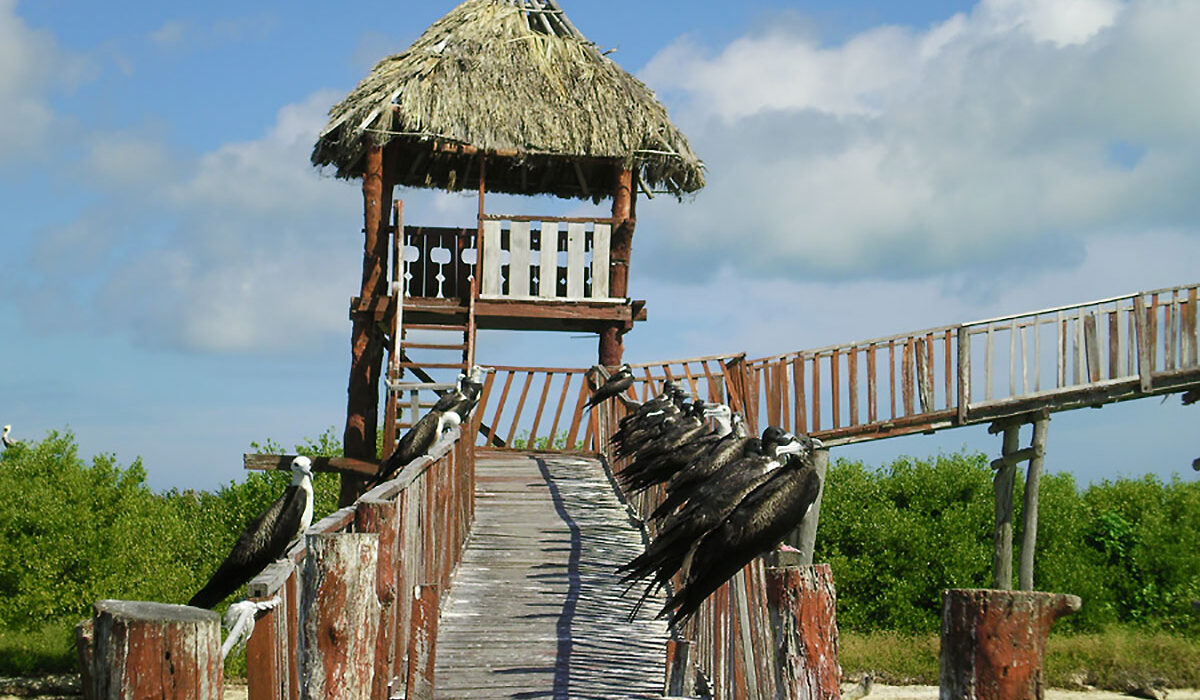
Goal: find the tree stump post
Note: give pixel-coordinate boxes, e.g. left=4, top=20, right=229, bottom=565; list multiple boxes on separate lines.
left=940, top=589, right=1081, bottom=700
left=300, top=533, right=381, bottom=700
left=355, top=496, right=401, bottom=700
left=405, top=584, right=440, bottom=700
left=77, top=600, right=222, bottom=699
left=765, top=560, right=841, bottom=700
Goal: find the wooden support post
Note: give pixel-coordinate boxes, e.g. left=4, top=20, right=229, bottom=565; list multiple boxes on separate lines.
left=991, top=422, right=1020, bottom=590
left=600, top=168, right=635, bottom=366
left=356, top=497, right=400, bottom=700
left=790, top=448, right=829, bottom=565
left=405, top=584, right=440, bottom=700
left=1019, top=413, right=1050, bottom=591
left=344, top=145, right=394, bottom=507
left=78, top=601, right=222, bottom=699
left=765, top=562, right=841, bottom=700
left=301, top=533, right=381, bottom=700
left=664, top=639, right=699, bottom=697
left=940, top=589, right=1081, bottom=700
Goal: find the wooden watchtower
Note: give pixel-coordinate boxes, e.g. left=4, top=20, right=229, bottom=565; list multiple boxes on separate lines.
left=312, top=0, right=703, bottom=502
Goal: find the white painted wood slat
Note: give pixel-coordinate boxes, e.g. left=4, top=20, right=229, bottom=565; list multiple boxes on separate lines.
left=539, top=222, right=559, bottom=299
left=482, top=220, right=503, bottom=297
left=509, top=221, right=531, bottom=297
left=566, top=223, right=585, bottom=299
left=591, top=224, right=611, bottom=300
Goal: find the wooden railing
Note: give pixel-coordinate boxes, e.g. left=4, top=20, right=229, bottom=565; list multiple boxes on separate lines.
left=469, top=354, right=747, bottom=452
left=399, top=215, right=623, bottom=304
left=479, top=215, right=619, bottom=302
left=243, top=430, right=472, bottom=699
left=748, top=282, right=1200, bottom=444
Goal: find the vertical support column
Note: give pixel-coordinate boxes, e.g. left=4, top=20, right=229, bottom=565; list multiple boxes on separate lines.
left=940, top=589, right=1080, bottom=700
left=405, top=584, right=441, bottom=700
left=356, top=497, right=400, bottom=700
left=1019, top=413, right=1050, bottom=591
left=765, top=561, right=841, bottom=700
left=301, top=533, right=381, bottom=700
left=790, top=448, right=829, bottom=565
left=991, top=422, right=1020, bottom=590
left=78, top=601, right=223, bottom=699
left=344, top=145, right=394, bottom=507
left=600, top=168, right=635, bottom=367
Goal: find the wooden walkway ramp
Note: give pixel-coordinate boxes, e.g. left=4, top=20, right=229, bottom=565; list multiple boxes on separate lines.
left=435, top=452, right=672, bottom=699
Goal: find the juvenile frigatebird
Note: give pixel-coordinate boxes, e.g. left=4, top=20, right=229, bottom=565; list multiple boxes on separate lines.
left=189, top=456, right=314, bottom=609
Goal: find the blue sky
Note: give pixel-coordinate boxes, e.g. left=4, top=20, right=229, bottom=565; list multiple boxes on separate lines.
left=2, top=0, right=1197, bottom=491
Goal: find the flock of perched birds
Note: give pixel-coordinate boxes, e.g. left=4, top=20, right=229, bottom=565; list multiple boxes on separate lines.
left=590, top=364, right=824, bottom=626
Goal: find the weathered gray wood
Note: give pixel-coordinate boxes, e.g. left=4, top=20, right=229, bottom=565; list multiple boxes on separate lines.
left=481, top=220, right=503, bottom=296
left=1084, top=313, right=1101, bottom=382
left=993, top=425, right=1019, bottom=590
left=1135, top=294, right=1153, bottom=391
left=301, top=533, right=380, bottom=700
left=1019, top=414, right=1050, bottom=591
left=958, top=326, right=971, bottom=422
left=509, top=221, right=531, bottom=297
left=84, top=600, right=222, bottom=700
left=435, top=454, right=669, bottom=698
left=566, top=222, right=585, bottom=299
left=664, top=640, right=698, bottom=697
left=592, top=223, right=611, bottom=299
left=791, top=448, right=829, bottom=566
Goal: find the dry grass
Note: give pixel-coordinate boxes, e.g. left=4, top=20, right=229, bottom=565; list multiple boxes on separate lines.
left=840, top=629, right=1200, bottom=691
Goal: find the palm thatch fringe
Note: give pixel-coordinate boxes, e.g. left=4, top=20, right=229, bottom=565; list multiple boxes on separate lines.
left=312, top=0, right=704, bottom=201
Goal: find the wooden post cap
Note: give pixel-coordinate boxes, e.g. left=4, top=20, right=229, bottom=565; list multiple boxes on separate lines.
left=940, top=589, right=1081, bottom=700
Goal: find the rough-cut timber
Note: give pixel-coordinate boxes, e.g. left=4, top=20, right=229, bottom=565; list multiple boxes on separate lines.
left=940, top=589, right=1081, bottom=700
left=80, top=600, right=222, bottom=700
left=301, top=533, right=381, bottom=700
left=766, top=563, right=842, bottom=700
left=435, top=453, right=670, bottom=698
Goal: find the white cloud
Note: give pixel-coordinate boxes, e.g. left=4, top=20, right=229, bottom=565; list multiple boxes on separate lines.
left=638, top=0, right=1200, bottom=286
left=0, top=0, right=74, bottom=166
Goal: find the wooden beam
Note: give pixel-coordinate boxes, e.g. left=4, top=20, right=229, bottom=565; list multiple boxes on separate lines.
left=244, top=453, right=379, bottom=476
left=600, top=168, right=634, bottom=367
left=993, top=425, right=1019, bottom=590
left=1019, top=412, right=1050, bottom=591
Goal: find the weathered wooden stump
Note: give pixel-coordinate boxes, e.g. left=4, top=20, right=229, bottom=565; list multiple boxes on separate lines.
left=765, top=561, right=842, bottom=700
left=76, top=600, right=222, bottom=699
left=940, top=589, right=1081, bottom=700
left=300, top=532, right=381, bottom=700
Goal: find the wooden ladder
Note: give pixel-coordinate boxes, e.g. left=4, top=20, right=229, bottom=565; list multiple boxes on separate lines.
left=383, top=204, right=478, bottom=453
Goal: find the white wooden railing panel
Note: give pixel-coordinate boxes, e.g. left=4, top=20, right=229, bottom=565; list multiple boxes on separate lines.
left=539, top=222, right=558, bottom=299
left=566, top=223, right=585, bottom=300
left=509, top=221, right=531, bottom=297
left=592, top=224, right=611, bottom=299
left=478, top=217, right=621, bottom=303
left=481, top=220, right=503, bottom=297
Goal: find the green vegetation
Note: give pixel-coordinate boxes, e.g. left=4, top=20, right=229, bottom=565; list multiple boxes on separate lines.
left=0, top=428, right=341, bottom=677
left=0, top=432, right=1197, bottom=688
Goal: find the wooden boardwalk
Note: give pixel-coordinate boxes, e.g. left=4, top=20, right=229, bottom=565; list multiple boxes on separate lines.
left=435, top=452, right=672, bottom=699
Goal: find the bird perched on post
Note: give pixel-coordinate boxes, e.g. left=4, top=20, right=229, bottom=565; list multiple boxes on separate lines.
left=2, top=425, right=19, bottom=450
left=585, top=363, right=635, bottom=410
left=434, top=365, right=491, bottom=418
left=371, top=408, right=462, bottom=486
left=188, top=456, right=315, bottom=609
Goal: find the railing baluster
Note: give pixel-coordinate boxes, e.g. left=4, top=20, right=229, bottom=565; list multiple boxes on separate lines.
left=831, top=350, right=841, bottom=429
left=985, top=324, right=994, bottom=401
left=794, top=355, right=808, bottom=434
left=848, top=346, right=859, bottom=426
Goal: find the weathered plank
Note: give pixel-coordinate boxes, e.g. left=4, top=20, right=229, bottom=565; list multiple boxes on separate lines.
left=435, top=454, right=670, bottom=698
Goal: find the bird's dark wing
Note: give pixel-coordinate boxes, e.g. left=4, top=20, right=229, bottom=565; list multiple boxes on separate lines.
left=586, top=373, right=635, bottom=408
left=188, top=484, right=308, bottom=609
left=374, top=410, right=441, bottom=483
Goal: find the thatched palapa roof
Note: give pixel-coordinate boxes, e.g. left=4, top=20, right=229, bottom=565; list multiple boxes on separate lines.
left=312, top=0, right=704, bottom=201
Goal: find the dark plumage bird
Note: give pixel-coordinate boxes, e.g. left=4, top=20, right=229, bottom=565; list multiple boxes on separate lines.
left=1, top=425, right=19, bottom=450
left=1183, top=388, right=1199, bottom=406
left=620, top=432, right=804, bottom=593
left=660, top=436, right=824, bottom=626
left=619, top=403, right=734, bottom=492
left=371, top=408, right=463, bottom=485
left=586, top=364, right=635, bottom=410
left=189, top=456, right=314, bottom=609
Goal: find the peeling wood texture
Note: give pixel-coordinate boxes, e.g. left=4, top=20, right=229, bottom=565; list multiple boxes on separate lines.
left=766, top=564, right=842, bottom=700
left=301, top=533, right=381, bottom=700
left=434, top=453, right=670, bottom=698
left=940, top=589, right=1081, bottom=700
left=81, top=600, right=222, bottom=700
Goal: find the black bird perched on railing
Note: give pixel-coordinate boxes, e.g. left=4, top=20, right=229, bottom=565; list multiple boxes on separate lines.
left=371, top=407, right=462, bottom=486
left=1, top=425, right=20, bottom=450
left=620, top=430, right=804, bottom=594
left=619, top=404, right=735, bottom=493
left=189, top=456, right=314, bottom=609
left=585, top=363, right=635, bottom=410
left=659, top=435, right=824, bottom=626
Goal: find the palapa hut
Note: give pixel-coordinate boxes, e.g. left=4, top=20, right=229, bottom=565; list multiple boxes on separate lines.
left=319, top=0, right=702, bottom=503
